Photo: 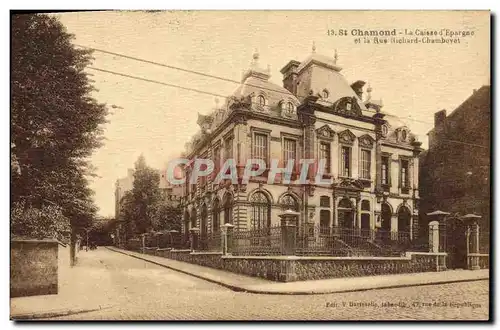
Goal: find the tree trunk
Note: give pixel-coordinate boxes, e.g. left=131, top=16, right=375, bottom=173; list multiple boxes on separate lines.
left=70, top=226, right=77, bottom=267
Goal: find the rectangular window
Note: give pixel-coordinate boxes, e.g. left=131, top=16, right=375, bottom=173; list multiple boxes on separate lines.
left=319, top=142, right=331, bottom=173
left=253, top=133, right=268, bottom=162
left=341, top=146, right=351, bottom=177
left=283, top=138, right=297, bottom=165
left=381, top=156, right=390, bottom=185
left=224, top=137, right=233, bottom=161
left=401, top=159, right=409, bottom=189
left=361, top=150, right=371, bottom=179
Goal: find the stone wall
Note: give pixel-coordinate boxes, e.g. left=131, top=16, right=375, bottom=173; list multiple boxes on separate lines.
left=11, top=240, right=59, bottom=297
left=137, top=247, right=445, bottom=282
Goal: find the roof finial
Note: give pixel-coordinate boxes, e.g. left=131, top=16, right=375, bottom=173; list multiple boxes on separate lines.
left=312, top=41, right=316, bottom=54
left=334, top=49, right=338, bottom=64
left=366, top=83, right=372, bottom=102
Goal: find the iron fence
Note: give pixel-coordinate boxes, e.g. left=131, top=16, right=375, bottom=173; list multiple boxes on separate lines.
left=198, top=231, right=223, bottom=252
left=231, top=224, right=282, bottom=256
left=296, top=226, right=417, bottom=257
left=475, top=230, right=490, bottom=254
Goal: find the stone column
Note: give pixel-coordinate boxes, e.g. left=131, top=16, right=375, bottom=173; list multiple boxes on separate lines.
left=279, top=210, right=299, bottom=256
left=189, top=228, right=200, bottom=252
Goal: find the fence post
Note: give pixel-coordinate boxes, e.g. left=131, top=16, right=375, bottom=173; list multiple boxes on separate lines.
left=469, top=223, right=480, bottom=270
left=189, top=228, right=200, bottom=252
left=222, top=223, right=234, bottom=255
left=141, top=233, right=146, bottom=254
left=279, top=210, right=299, bottom=256
left=428, top=221, right=439, bottom=253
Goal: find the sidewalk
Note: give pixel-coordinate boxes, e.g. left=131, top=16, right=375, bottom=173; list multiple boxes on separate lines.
left=108, top=246, right=489, bottom=295
left=10, top=247, right=114, bottom=320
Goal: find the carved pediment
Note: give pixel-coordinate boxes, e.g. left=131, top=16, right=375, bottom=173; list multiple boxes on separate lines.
left=358, top=134, right=375, bottom=148
left=336, top=178, right=364, bottom=190
left=316, top=125, right=335, bottom=140
left=338, top=129, right=356, bottom=145
left=333, top=96, right=362, bottom=117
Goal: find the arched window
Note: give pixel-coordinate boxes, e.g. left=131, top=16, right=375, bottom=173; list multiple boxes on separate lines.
left=338, top=198, right=354, bottom=228
left=257, top=95, right=266, bottom=107
left=322, top=89, right=329, bottom=99
left=250, top=192, right=271, bottom=230
left=190, top=208, right=197, bottom=228
left=200, top=204, right=208, bottom=237
left=280, top=194, right=299, bottom=211
left=286, top=102, right=294, bottom=114
left=212, top=198, right=220, bottom=233
left=223, top=193, right=233, bottom=224
left=398, top=206, right=411, bottom=234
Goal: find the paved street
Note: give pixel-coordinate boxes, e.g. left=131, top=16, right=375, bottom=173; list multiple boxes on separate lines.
left=49, top=248, right=489, bottom=321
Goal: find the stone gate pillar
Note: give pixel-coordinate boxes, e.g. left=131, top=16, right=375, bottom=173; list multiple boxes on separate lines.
left=468, top=222, right=480, bottom=270
left=428, top=221, right=439, bottom=253
left=222, top=223, right=235, bottom=255
left=279, top=210, right=299, bottom=256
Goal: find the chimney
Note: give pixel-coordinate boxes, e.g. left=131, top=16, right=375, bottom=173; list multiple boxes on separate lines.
left=434, top=109, right=447, bottom=128
left=280, top=60, right=301, bottom=95
left=350, top=80, right=366, bottom=99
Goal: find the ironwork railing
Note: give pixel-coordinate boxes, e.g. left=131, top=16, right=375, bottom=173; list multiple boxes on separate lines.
left=231, top=224, right=282, bottom=256
left=296, top=226, right=417, bottom=257
left=198, top=231, right=223, bottom=252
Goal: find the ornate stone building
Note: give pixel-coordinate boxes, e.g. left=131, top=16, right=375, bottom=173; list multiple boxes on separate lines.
left=179, top=46, right=424, bottom=243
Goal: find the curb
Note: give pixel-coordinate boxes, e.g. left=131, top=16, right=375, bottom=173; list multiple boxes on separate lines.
left=106, top=247, right=251, bottom=293
left=11, top=304, right=114, bottom=320
left=107, top=247, right=489, bottom=296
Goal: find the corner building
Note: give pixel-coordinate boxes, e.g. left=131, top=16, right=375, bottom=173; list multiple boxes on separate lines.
left=180, top=48, right=424, bottom=245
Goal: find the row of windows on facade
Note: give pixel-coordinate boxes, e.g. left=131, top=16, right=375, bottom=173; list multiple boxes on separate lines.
left=187, top=192, right=413, bottom=235
left=185, top=135, right=410, bottom=193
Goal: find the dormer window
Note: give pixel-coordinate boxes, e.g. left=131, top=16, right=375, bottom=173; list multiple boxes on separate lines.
left=322, top=89, right=329, bottom=99
left=401, top=130, right=407, bottom=141
left=346, top=102, right=352, bottom=111
left=382, top=124, right=389, bottom=137
left=285, top=102, right=294, bottom=115
left=258, top=95, right=266, bottom=107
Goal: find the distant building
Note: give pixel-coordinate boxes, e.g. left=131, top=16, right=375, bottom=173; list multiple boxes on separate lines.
left=419, top=85, right=490, bottom=236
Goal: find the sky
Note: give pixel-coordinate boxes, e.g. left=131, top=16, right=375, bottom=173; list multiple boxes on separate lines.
left=55, top=11, right=490, bottom=217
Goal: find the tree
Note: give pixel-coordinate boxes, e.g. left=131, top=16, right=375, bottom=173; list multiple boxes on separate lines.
left=150, top=202, right=182, bottom=232
left=11, top=200, right=70, bottom=241
left=121, top=155, right=162, bottom=235
left=11, top=14, right=108, bottom=261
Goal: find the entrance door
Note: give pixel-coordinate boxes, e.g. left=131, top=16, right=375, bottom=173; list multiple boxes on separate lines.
left=379, top=203, right=392, bottom=242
